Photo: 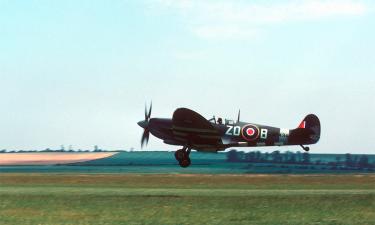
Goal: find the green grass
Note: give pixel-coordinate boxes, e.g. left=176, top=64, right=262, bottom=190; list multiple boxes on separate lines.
left=0, top=174, right=374, bottom=225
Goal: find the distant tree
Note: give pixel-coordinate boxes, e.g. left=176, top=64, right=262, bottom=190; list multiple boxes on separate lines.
left=237, top=151, right=245, bottom=161
left=296, top=151, right=302, bottom=163
left=255, top=151, right=261, bottom=162
left=335, top=156, right=342, bottom=166
left=283, top=151, right=290, bottom=163
left=263, top=152, right=270, bottom=162
left=289, top=153, right=296, bottom=164
left=60, top=145, right=65, bottom=151
left=94, top=145, right=102, bottom=152
left=284, top=151, right=296, bottom=164
left=302, top=152, right=310, bottom=164
left=358, top=155, right=369, bottom=169
left=244, top=152, right=255, bottom=162
left=345, top=153, right=353, bottom=167
left=352, top=155, right=359, bottom=167
left=227, top=150, right=241, bottom=162
left=271, top=151, right=282, bottom=163
left=42, top=148, right=51, bottom=152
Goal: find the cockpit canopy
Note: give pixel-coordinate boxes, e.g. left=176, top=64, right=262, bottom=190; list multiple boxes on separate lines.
left=208, top=116, right=235, bottom=125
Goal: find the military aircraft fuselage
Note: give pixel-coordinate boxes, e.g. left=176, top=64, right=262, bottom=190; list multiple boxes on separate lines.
left=146, top=115, right=320, bottom=152
left=138, top=107, right=320, bottom=167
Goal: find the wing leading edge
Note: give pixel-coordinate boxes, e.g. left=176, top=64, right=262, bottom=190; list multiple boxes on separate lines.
left=172, top=108, right=223, bottom=151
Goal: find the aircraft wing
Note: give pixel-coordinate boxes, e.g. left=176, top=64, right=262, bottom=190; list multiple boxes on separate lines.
left=172, top=108, right=222, bottom=149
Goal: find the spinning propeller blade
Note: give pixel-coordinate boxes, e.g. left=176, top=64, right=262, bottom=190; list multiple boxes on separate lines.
left=148, top=101, right=152, bottom=119
left=141, top=130, right=149, bottom=148
left=145, top=104, right=148, bottom=120
left=139, top=102, right=152, bottom=148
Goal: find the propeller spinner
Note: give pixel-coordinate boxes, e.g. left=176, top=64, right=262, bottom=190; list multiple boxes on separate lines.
left=137, top=102, right=152, bottom=148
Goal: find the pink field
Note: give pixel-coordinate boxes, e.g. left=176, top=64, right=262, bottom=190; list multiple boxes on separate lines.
left=0, top=152, right=117, bottom=165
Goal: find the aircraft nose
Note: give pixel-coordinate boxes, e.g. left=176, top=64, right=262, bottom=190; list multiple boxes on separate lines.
left=137, top=120, right=149, bottom=129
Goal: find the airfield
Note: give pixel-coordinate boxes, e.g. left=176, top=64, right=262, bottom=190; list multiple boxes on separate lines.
left=0, top=174, right=374, bottom=225
left=0, top=152, right=374, bottom=225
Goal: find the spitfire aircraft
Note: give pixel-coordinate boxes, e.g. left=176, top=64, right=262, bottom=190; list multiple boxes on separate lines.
left=137, top=104, right=321, bottom=168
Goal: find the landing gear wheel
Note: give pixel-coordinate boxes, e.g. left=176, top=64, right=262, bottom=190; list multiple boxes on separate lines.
left=174, top=147, right=192, bottom=168
left=179, top=157, right=191, bottom=168
left=174, top=149, right=186, bottom=161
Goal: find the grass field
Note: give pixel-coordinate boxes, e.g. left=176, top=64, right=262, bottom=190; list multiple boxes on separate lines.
left=0, top=174, right=374, bottom=225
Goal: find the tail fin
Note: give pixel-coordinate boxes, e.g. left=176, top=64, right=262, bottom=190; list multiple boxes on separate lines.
left=289, top=114, right=321, bottom=145
left=297, top=114, right=320, bottom=132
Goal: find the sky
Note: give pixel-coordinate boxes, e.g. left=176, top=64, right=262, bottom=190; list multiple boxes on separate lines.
left=0, top=0, right=374, bottom=153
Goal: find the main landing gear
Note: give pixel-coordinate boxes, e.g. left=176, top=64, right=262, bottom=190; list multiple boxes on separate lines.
left=300, top=145, right=310, bottom=152
left=175, top=147, right=191, bottom=168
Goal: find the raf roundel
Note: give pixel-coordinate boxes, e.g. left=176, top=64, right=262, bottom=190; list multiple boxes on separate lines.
left=241, top=124, right=260, bottom=141
left=246, top=128, right=255, bottom=136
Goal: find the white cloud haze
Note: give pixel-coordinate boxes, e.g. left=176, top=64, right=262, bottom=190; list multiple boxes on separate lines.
left=153, top=0, right=368, bottom=39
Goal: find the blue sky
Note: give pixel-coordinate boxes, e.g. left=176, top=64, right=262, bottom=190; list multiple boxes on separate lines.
left=0, top=0, right=374, bottom=153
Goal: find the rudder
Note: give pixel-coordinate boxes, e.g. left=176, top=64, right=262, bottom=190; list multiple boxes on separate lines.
left=289, top=114, right=321, bottom=145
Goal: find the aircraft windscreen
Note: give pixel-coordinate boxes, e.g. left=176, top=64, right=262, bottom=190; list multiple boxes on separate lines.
left=208, top=117, right=216, bottom=124
left=208, top=117, right=234, bottom=125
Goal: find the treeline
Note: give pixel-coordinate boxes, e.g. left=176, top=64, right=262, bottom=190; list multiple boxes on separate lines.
left=0, top=145, right=118, bottom=153
left=226, top=150, right=374, bottom=170
left=0, top=149, right=108, bottom=153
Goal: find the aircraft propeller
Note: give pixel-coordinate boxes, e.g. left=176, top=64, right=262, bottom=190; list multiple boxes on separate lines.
left=138, top=102, right=152, bottom=148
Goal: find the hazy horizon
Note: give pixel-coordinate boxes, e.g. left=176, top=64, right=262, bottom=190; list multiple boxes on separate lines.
left=1, top=148, right=375, bottom=155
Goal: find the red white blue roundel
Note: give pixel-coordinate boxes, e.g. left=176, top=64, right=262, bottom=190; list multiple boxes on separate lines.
left=241, top=124, right=260, bottom=141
